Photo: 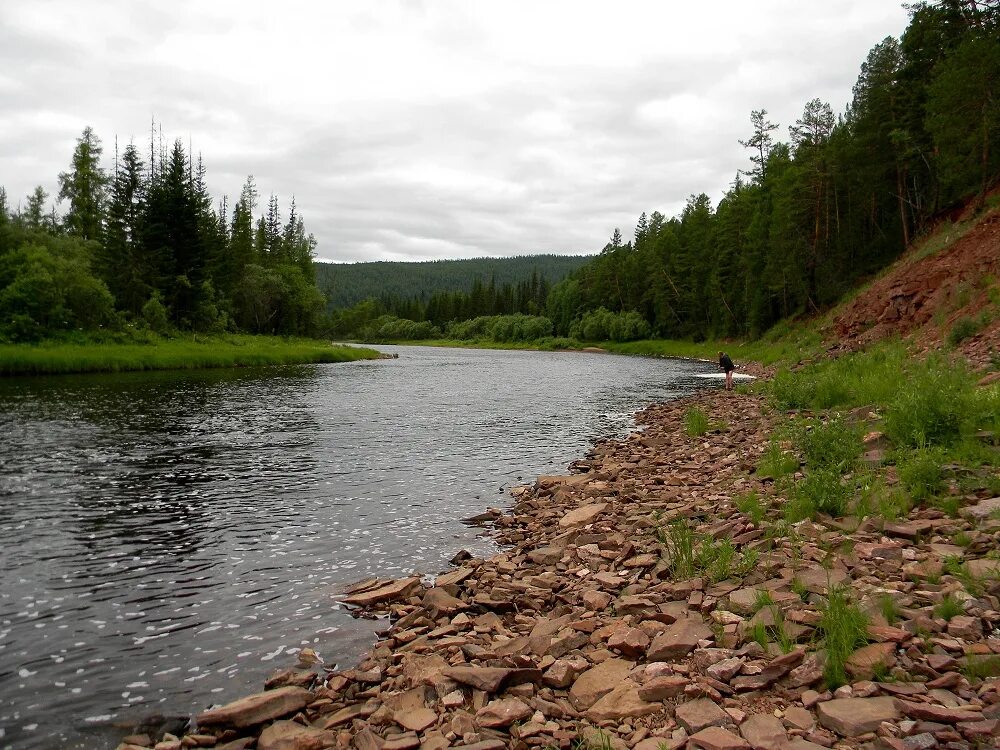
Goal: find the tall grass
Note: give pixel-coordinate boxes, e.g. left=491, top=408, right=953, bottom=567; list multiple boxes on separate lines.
left=818, top=586, right=870, bottom=688
left=0, top=336, right=379, bottom=376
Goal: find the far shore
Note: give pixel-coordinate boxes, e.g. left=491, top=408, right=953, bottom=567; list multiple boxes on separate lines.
left=0, top=335, right=381, bottom=377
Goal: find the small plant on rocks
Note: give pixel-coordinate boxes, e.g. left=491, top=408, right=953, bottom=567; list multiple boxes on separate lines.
left=934, top=592, right=964, bottom=621
left=684, top=406, right=711, bottom=437
left=818, top=585, right=869, bottom=689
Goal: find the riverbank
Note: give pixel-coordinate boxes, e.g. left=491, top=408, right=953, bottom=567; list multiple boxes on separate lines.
left=0, top=335, right=380, bottom=376
left=118, top=347, right=1000, bottom=750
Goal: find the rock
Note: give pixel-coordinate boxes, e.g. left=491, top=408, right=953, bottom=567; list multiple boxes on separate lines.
left=342, top=577, right=422, bottom=607
left=607, top=627, right=650, bottom=658
left=688, top=726, right=751, bottom=750
left=815, top=697, right=900, bottom=736
left=527, top=545, right=564, bottom=564
left=706, top=657, right=744, bottom=682
left=675, top=698, right=733, bottom=734
left=196, top=687, right=314, bottom=728
left=846, top=642, right=897, bottom=678
left=442, top=666, right=540, bottom=694
left=961, top=496, right=1000, bottom=521
left=945, top=615, right=981, bottom=641
left=647, top=618, right=713, bottom=661
left=542, top=658, right=587, bottom=689
left=783, top=706, right=814, bottom=731
left=739, top=713, right=787, bottom=750
left=421, top=587, right=465, bottom=615
left=394, top=707, right=437, bottom=732
left=883, top=520, right=933, bottom=540
left=894, top=699, right=984, bottom=724
left=582, top=590, right=612, bottom=611
left=475, top=698, right=532, bottom=728
left=965, top=557, right=1000, bottom=577
left=568, top=658, right=634, bottom=710
left=558, top=503, right=608, bottom=527
left=637, top=675, right=689, bottom=701
left=585, top=681, right=660, bottom=721
left=795, top=566, right=848, bottom=595
left=901, top=733, right=937, bottom=750
left=257, top=721, right=337, bottom=750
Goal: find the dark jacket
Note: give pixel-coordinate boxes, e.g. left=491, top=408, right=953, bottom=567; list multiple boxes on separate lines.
left=719, top=353, right=734, bottom=372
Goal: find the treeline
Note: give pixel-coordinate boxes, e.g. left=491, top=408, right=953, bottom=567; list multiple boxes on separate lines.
left=549, top=1, right=1000, bottom=340
left=0, top=125, right=323, bottom=342
left=316, top=254, right=589, bottom=308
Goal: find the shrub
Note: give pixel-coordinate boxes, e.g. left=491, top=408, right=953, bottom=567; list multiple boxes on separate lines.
left=947, top=316, right=983, bottom=347
left=883, top=356, right=978, bottom=447
left=569, top=307, right=651, bottom=342
left=786, top=469, right=850, bottom=520
left=735, top=491, right=765, bottom=525
left=141, top=293, right=171, bottom=334
left=799, top=417, right=862, bottom=472
left=897, top=447, right=948, bottom=502
left=758, top=442, right=799, bottom=479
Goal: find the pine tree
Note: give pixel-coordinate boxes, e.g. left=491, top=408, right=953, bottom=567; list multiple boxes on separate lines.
left=58, top=127, right=108, bottom=241
left=103, top=143, right=150, bottom=313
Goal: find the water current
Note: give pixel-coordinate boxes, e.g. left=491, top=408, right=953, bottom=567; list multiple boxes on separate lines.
left=0, top=345, right=719, bottom=749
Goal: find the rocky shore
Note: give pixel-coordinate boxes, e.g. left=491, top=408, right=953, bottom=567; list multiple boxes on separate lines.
left=118, top=388, right=1000, bottom=750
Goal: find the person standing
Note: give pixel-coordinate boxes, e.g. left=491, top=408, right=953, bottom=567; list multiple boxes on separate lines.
left=718, top=351, right=735, bottom=390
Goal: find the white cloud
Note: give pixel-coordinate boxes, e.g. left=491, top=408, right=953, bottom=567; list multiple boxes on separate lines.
left=0, top=0, right=911, bottom=261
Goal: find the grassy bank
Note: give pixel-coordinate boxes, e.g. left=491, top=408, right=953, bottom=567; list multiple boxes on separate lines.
left=0, top=335, right=380, bottom=376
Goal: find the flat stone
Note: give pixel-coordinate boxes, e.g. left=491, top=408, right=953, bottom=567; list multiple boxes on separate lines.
left=196, top=687, right=314, bottom=728
left=585, top=681, right=660, bottom=721
left=946, top=615, right=981, bottom=641
left=795, top=566, right=848, bottom=595
left=527, top=545, right=564, bottom=564
left=688, top=726, right=751, bottom=750
left=647, top=618, right=713, bottom=661
left=816, top=697, right=900, bottom=736
left=582, top=589, right=612, bottom=611
left=706, top=657, right=744, bottom=682
left=475, top=698, right=532, bottom=728
left=342, top=577, right=422, bottom=607
left=257, top=721, right=337, bottom=750
left=442, top=666, right=540, bottom=694
left=637, top=675, right=689, bottom=701
left=846, top=642, right=897, bottom=678
left=894, top=699, right=984, bottom=724
left=382, top=736, right=420, bottom=750
left=965, top=557, right=1000, bottom=577
left=883, top=520, right=933, bottom=539
left=961, top=496, right=1000, bottom=521
left=421, top=587, right=465, bottom=614
left=739, top=713, right=787, bottom=750
left=783, top=706, right=815, bottom=731
left=558, top=503, right=607, bottom=527
left=434, top=567, right=473, bottom=587
left=675, top=698, right=733, bottom=734
left=394, top=707, right=437, bottom=732
left=568, top=658, right=633, bottom=710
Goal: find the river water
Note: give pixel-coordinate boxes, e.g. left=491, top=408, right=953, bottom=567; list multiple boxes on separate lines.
left=0, top=345, right=718, bottom=749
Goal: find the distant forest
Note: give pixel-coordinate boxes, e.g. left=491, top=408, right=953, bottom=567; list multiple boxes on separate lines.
left=316, top=255, right=590, bottom=308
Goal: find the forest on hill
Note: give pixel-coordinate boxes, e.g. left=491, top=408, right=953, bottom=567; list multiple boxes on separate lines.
left=335, top=1, right=1000, bottom=345
left=316, top=255, right=590, bottom=308
left=0, top=125, right=324, bottom=342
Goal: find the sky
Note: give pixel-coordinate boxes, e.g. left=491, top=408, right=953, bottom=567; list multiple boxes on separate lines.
left=0, top=1, right=912, bottom=263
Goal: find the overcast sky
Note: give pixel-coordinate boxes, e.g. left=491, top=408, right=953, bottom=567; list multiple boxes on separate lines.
left=0, top=1, right=911, bottom=262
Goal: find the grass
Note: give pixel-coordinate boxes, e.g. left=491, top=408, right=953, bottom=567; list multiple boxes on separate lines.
left=0, top=335, right=380, bottom=376
left=685, top=406, right=711, bottom=436
left=656, top=518, right=759, bottom=583
left=735, top=491, right=766, bottom=525
left=961, top=655, right=1000, bottom=681
left=934, top=593, right=964, bottom=621
left=818, top=585, right=870, bottom=689
left=757, top=441, right=799, bottom=479
left=798, top=417, right=863, bottom=472
left=878, top=593, right=901, bottom=625
left=897, top=447, right=948, bottom=502
left=785, top=469, right=851, bottom=521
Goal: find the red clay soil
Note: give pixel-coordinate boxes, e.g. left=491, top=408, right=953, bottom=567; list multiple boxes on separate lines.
left=830, top=202, right=1000, bottom=371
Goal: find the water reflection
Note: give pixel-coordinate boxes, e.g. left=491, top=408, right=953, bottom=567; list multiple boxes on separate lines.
left=0, top=347, right=718, bottom=749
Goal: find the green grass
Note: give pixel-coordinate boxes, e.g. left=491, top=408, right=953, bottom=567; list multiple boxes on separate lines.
left=798, top=417, right=863, bottom=472
left=0, top=336, right=380, bottom=376
left=735, top=491, right=766, bottom=525
left=878, top=593, right=901, bottom=625
left=934, top=593, right=964, bottom=621
left=961, top=655, right=1000, bottom=681
left=818, top=586, right=870, bottom=689
left=685, top=406, right=711, bottom=436
left=758, top=442, right=799, bottom=479
left=785, top=469, right=851, bottom=521
left=897, top=447, right=948, bottom=502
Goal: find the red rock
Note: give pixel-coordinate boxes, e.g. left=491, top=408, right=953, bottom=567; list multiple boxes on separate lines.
left=675, top=698, right=733, bottom=733
left=637, top=675, right=689, bottom=701
left=475, top=698, right=532, bottom=728
left=846, top=642, right=897, bottom=678
left=688, top=726, right=751, bottom=750
left=894, top=699, right=985, bottom=724
left=342, top=577, right=422, bottom=607
left=442, top=666, right=540, bottom=694
left=585, top=682, right=660, bottom=721
left=815, top=697, right=900, bottom=736
left=739, top=713, right=787, bottom=750
left=646, top=618, right=712, bottom=661
left=394, top=706, right=437, bottom=732
left=257, top=721, right=337, bottom=750
left=558, top=503, right=607, bottom=527
left=196, top=687, right=315, bottom=728
left=607, top=627, right=650, bottom=658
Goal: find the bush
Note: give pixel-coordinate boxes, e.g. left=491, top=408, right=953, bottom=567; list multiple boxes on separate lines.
left=141, top=293, right=171, bottom=334
left=447, top=314, right=553, bottom=343
left=883, top=356, right=978, bottom=447
left=786, top=469, right=850, bottom=521
left=897, top=446, right=948, bottom=502
left=947, top=315, right=984, bottom=347
left=569, top=307, right=651, bottom=342
left=757, top=441, right=799, bottom=479
left=798, top=417, right=862, bottom=472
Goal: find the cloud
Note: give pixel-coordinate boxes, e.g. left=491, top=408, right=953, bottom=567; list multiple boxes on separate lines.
left=0, top=0, right=911, bottom=261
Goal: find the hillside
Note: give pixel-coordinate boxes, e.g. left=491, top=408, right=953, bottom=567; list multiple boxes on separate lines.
left=316, top=254, right=591, bottom=308
left=829, top=197, right=1000, bottom=371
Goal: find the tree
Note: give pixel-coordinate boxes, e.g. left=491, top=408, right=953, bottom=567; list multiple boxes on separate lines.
left=23, top=186, right=50, bottom=231
left=739, top=109, right=780, bottom=181
left=58, top=127, right=108, bottom=241
left=103, top=143, right=150, bottom=313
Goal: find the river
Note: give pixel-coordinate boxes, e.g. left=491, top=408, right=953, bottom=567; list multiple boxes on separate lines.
left=0, top=345, right=718, bottom=749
